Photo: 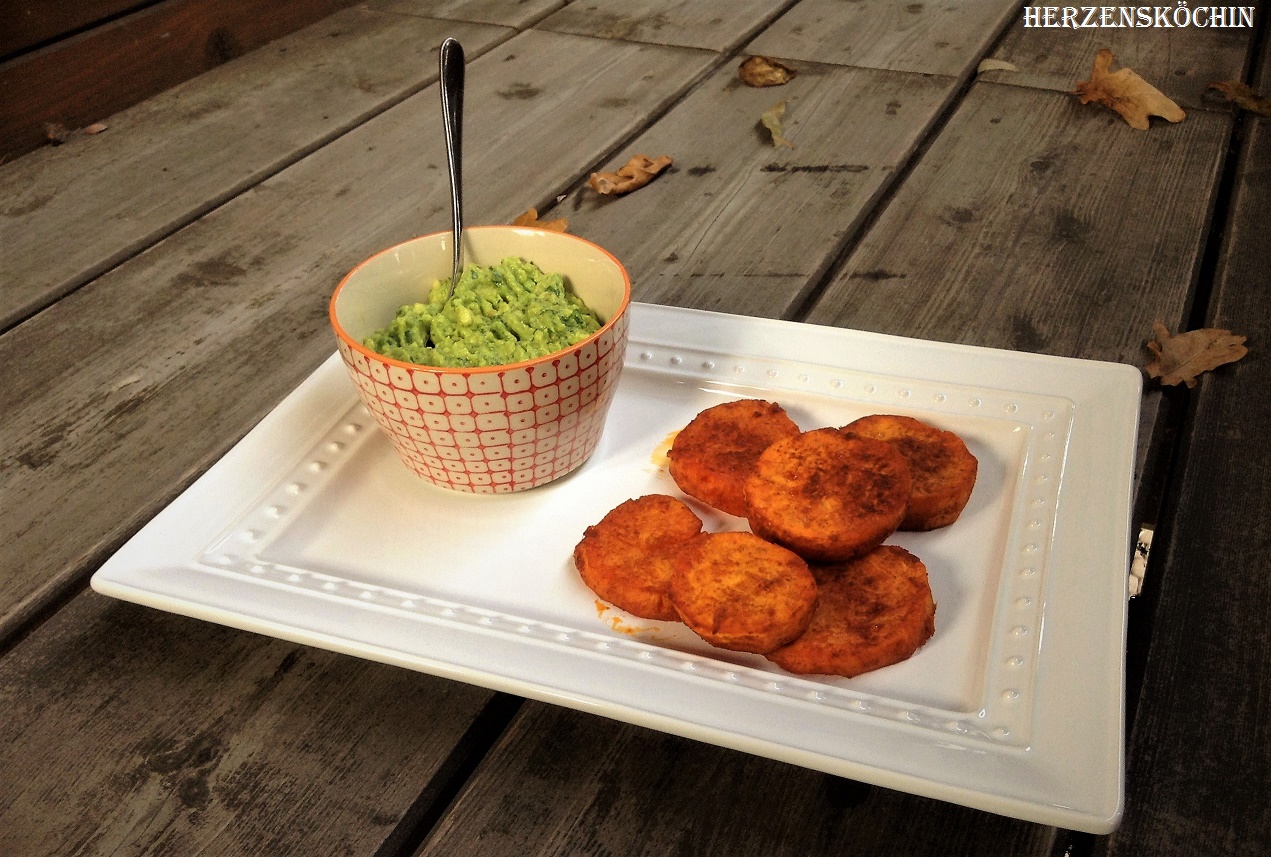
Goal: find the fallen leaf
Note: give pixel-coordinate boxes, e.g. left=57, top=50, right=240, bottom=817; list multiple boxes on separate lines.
left=83, top=121, right=109, bottom=135
left=761, top=100, right=794, bottom=148
left=111, top=373, right=142, bottom=391
left=1207, top=80, right=1271, bottom=117
left=977, top=58, right=1018, bottom=74
left=1145, top=321, right=1247, bottom=388
left=44, top=122, right=70, bottom=145
left=588, top=154, right=672, bottom=196
left=511, top=207, right=568, bottom=232
left=739, top=55, right=797, bottom=87
left=1074, top=49, right=1185, bottom=130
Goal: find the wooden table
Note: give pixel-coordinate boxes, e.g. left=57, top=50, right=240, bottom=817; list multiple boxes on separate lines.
left=2, top=1, right=1268, bottom=853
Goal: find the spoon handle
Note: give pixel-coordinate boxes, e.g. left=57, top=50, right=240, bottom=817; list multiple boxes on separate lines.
left=439, top=38, right=465, bottom=294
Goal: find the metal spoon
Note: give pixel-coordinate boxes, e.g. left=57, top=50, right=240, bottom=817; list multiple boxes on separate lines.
left=439, top=38, right=465, bottom=298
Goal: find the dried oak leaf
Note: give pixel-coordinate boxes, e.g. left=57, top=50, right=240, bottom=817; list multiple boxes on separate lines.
left=511, top=207, right=568, bottom=232
left=44, top=122, right=70, bottom=145
left=1145, top=321, right=1247, bottom=388
left=1207, top=80, right=1271, bottom=117
left=761, top=100, right=794, bottom=148
left=739, top=55, right=797, bottom=87
left=977, top=58, right=1018, bottom=74
left=1074, top=49, right=1185, bottom=130
left=588, top=154, right=672, bottom=196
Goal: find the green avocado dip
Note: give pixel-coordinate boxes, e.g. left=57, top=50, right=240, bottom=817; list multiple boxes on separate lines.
left=363, top=256, right=602, bottom=368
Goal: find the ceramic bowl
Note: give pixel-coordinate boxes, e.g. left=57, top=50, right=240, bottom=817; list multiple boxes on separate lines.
left=329, top=226, right=631, bottom=493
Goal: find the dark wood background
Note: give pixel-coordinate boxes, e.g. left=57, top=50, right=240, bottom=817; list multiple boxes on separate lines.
left=0, top=0, right=362, bottom=162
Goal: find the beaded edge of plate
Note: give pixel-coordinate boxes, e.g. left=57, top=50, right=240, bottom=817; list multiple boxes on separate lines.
left=199, top=343, right=1073, bottom=748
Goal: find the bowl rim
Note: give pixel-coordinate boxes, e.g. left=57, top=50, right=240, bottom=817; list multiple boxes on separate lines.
left=329, top=225, right=632, bottom=375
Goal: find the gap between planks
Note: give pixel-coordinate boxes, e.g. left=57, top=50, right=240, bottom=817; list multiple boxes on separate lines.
left=781, top=0, right=1025, bottom=324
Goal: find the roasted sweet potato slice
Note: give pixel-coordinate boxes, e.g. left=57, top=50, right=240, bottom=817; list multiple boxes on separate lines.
left=574, top=495, right=704, bottom=621
left=767, top=546, right=935, bottom=677
left=667, top=399, right=800, bottom=517
left=744, top=429, right=910, bottom=562
left=669, top=531, right=817, bottom=653
left=841, top=414, right=977, bottom=530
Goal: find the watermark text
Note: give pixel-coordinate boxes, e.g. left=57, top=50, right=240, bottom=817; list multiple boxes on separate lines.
left=1023, top=5, right=1255, bottom=28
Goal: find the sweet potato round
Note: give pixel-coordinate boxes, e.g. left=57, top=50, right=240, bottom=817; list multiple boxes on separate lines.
left=669, top=531, right=817, bottom=653
left=841, top=414, right=978, bottom=530
left=574, top=494, right=704, bottom=621
left=767, top=546, right=936, bottom=677
left=667, top=399, right=800, bottom=517
left=744, top=429, right=911, bottom=562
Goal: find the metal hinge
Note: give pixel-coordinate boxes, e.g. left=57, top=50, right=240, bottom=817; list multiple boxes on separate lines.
left=1129, top=526, right=1153, bottom=598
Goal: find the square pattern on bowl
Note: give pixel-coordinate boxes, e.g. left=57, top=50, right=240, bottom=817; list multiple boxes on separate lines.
left=336, top=314, right=629, bottom=493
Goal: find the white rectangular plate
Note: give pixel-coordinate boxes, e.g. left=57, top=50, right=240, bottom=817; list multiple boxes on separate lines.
left=93, top=303, right=1141, bottom=833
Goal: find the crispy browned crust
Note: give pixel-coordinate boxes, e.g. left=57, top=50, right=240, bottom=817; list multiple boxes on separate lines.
left=767, top=546, right=935, bottom=677
left=669, top=532, right=817, bottom=654
left=841, top=414, right=978, bottom=530
left=573, top=495, right=705, bottom=621
left=743, top=429, right=911, bottom=563
left=667, top=399, right=801, bottom=517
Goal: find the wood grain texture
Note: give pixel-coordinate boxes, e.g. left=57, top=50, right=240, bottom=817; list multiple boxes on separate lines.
left=0, top=0, right=363, bottom=162
left=746, top=0, right=1022, bottom=76
left=415, top=701, right=1057, bottom=856
left=539, top=0, right=795, bottom=50
left=559, top=61, right=956, bottom=316
left=803, top=82, right=1231, bottom=486
left=0, top=591, right=495, bottom=855
left=0, top=0, right=148, bottom=58
left=979, top=4, right=1255, bottom=112
left=371, top=0, right=567, bottom=27
left=804, top=81, right=1227, bottom=363
left=0, top=30, right=715, bottom=643
left=0, top=8, right=511, bottom=332
left=1095, top=74, right=1271, bottom=857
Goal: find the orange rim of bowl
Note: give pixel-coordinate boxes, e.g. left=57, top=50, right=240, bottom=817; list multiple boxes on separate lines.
left=329, top=226, right=633, bottom=375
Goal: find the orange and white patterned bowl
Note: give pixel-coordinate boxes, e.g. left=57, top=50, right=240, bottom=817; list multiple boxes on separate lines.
left=329, top=226, right=631, bottom=493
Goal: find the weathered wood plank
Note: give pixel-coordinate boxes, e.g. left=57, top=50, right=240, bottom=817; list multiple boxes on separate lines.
left=0, top=30, right=716, bottom=642
left=746, top=0, right=1022, bottom=77
left=1096, top=54, right=1271, bottom=857
left=536, top=0, right=1042, bottom=317
left=803, top=81, right=1227, bottom=361
left=0, top=0, right=364, bottom=162
left=0, top=6, right=511, bottom=332
left=979, top=5, right=1254, bottom=111
left=0, top=591, right=496, bottom=855
left=371, top=0, right=567, bottom=27
left=559, top=60, right=957, bottom=316
left=803, top=81, right=1231, bottom=489
left=539, top=0, right=794, bottom=50
left=415, top=702, right=1057, bottom=857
